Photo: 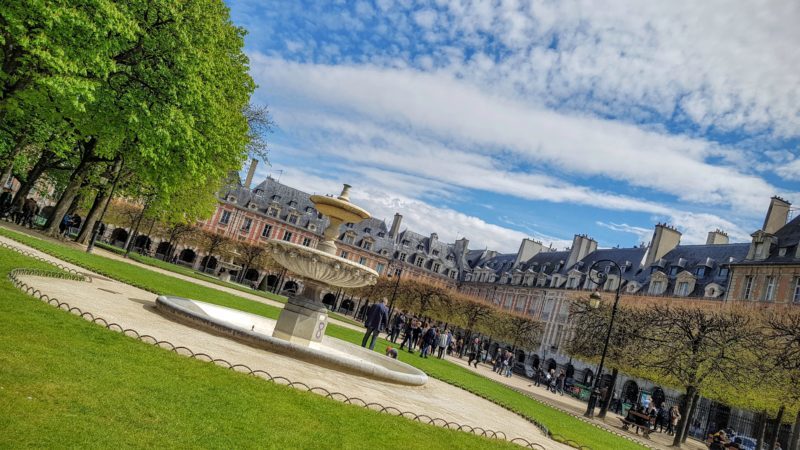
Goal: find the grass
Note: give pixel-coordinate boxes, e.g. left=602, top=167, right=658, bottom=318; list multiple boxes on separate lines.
left=94, top=241, right=363, bottom=327
left=0, top=248, right=514, bottom=449
left=0, top=225, right=645, bottom=450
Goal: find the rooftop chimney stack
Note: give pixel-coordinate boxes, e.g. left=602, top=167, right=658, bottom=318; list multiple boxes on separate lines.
left=566, top=234, right=598, bottom=269
left=244, top=158, right=258, bottom=190
left=706, top=229, right=729, bottom=245
left=514, top=238, right=544, bottom=267
left=644, top=223, right=682, bottom=267
left=762, top=196, right=791, bottom=234
left=389, top=213, right=403, bottom=240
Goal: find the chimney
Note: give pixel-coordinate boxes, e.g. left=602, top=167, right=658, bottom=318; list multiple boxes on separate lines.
left=244, top=158, right=258, bottom=190
left=644, top=223, right=682, bottom=267
left=514, top=238, right=544, bottom=267
left=389, top=213, right=403, bottom=240
left=705, top=229, right=729, bottom=245
left=762, top=196, right=791, bottom=234
left=566, top=234, right=597, bottom=269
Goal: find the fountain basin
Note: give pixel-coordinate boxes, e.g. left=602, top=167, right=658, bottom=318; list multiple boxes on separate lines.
left=156, top=296, right=427, bottom=386
left=263, top=240, right=378, bottom=288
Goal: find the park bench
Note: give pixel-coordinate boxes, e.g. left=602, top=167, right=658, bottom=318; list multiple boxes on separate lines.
left=620, top=411, right=653, bottom=438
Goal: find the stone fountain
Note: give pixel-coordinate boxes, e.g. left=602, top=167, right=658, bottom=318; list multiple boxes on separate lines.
left=268, top=184, right=378, bottom=345
left=155, top=184, right=427, bottom=385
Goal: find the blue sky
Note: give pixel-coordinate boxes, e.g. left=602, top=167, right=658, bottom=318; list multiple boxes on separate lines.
left=226, top=0, right=799, bottom=252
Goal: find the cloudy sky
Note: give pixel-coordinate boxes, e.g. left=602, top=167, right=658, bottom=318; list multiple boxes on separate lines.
left=227, top=0, right=799, bottom=253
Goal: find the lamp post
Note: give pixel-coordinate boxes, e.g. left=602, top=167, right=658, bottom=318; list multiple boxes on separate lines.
left=387, top=261, right=403, bottom=318
left=583, top=259, right=624, bottom=418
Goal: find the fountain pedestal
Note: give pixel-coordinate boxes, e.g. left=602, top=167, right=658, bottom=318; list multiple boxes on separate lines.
left=272, top=281, right=329, bottom=346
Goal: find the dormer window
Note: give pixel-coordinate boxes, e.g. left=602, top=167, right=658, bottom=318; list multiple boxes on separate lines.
left=399, top=253, right=407, bottom=262
left=719, top=267, right=729, bottom=278
left=227, top=196, right=236, bottom=202
left=694, top=267, right=706, bottom=277
left=271, top=195, right=280, bottom=201
left=305, top=206, right=315, bottom=214
left=669, top=266, right=680, bottom=276
left=361, top=241, right=372, bottom=251
left=417, top=244, right=425, bottom=251
left=343, top=235, right=355, bottom=245
left=288, top=200, right=297, bottom=208
left=377, top=232, right=385, bottom=238
left=415, top=256, right=424, bottom=267
left=268, top=207, right=279, bottom=217
left=432, top=250, right=439, bottom=256
left=345, top=223, right=354, bottom=228
left=401, top=240, right=410, bottom=246
left=432, top=262, right=440, bottom=273
left=364, top=227, right=371, bottom=234
left=287, top=214, right=298, bottom=224
left=446, top=255, right=454, bottom=261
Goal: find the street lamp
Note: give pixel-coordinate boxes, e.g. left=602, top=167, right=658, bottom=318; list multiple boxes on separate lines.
left=583, top=259, right=624, bottom=419
left=386, top=261, right=403, bottom=318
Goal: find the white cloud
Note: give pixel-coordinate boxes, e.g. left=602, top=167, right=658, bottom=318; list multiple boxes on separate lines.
left=251, top=55, right=790, bottom=217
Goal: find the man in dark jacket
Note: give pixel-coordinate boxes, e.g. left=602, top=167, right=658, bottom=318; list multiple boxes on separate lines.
left=390, top=311, right=406, bottom=343
left=361, top=298, right=389, bottom=350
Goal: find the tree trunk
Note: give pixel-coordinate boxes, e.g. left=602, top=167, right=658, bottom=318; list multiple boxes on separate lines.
left=11, top=149, right=53, bottom=209
left=1, top=139, right=24, bottom=189
left=124, top=205, right=147, bottom=258
left=682, top=392, right=699, bottom=443
left=43, top=146, right=95, bottom=236
left=768, top=405, right=785, bottom=450
left=598, top=367, right=618, bottom=418
left=76, top=186, right=111, bottom=244
left=672, top=385, right=697, bottom=447
left=789, top=409, right=800, bottom=450
left=756, top=410, right=768, bottom=450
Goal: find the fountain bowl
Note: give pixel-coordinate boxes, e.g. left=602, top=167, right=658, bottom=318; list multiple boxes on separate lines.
left=156, top=296, right=427, bottom=386
left=264, top=240, right=378, bottom=288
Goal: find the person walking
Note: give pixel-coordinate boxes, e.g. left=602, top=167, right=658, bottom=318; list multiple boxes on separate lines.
left=361, top=297, right=389, bottom=350
left=390, top=311, right=406, bottom=343
left=436, top=329, right=451, bottom=359
left=502, top=351, right=513, bottom=377
left=419, top=325, right=437, bottom=358
left=667, top=405, right=681, bottom=435
left=467, top=337, right=481, bottom=368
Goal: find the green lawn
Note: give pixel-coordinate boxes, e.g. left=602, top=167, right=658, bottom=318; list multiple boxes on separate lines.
left=0, top=226, right=645, bottom=450
left=94, top=242, right=363, bottom=327
left=0, top=248, right=514, bottom=449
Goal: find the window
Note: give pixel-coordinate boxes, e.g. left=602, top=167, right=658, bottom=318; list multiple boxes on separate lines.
left=358, top=256, right=367, bottom=265
left=567, top=277, right=578, bottom=289
left=268, top=208, right=279, bottom=217
left=343, top=235, right=355, bottom=245
left=649, top=280, right=664, bottom=295
left=261, top=224, right=272, bottom=238
left=377, top=232, right=385, bottom=238
left=504, top=294, right=513, bottom=309
left=415, top=257, right=424, bottom=267
left=676, top=281, right=689, bottom=296
left=695, top=267, right=706, bottom=277
left=364, top=228, right=371, bottom=234
left=669, top=266, right=680, bottom=276
left=417, top=244, right=424, bottom=251
left=361, top=241, right=372, bottom=251
left=302, top=237, right=312, bottom=247
left=719, top=267, right=729, bottom=278
left=401, top=240, right=410, bottom=246
left=743, top=276, right=754, bottom=300
left=376, top=263, right=385, bottom=274
left=432, top=250, right=439, bottom=256
left=282, top=231, right=293, bottom=242
left=432, top=263, right=440, bottom=273
left=345, top=222, right=354, bottom=228
left=340, top=250, right=349, bottom=259
left=754, top=242, right=765, bottom=258
left=287, top=214, right=298, bottom=224
left=241, top=218, right=252, bottom=232
left=399, top=253, right=407, bottom=262
left=219, top=210, right=231, bottom=225
left=793, top=277, right=800, bottom=304
left=763, top=276, right=776, bottom=302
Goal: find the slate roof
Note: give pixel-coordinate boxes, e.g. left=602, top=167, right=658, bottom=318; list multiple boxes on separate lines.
left=736, top=214, right=800, bottom=265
